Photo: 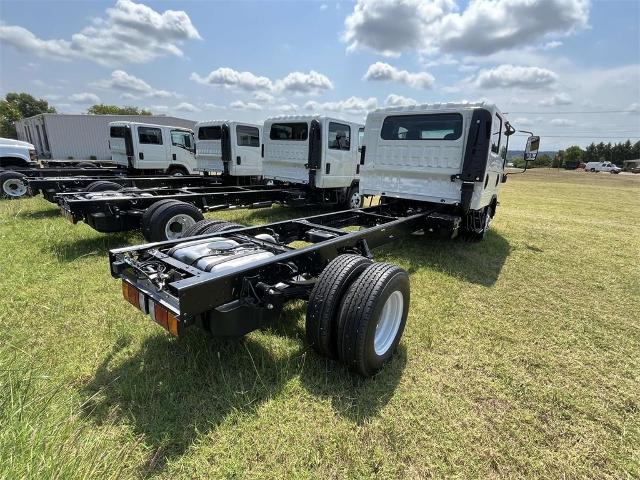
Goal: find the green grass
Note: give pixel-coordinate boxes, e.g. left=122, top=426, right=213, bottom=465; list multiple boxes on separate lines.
left=0, top=169, right=638, bottom=479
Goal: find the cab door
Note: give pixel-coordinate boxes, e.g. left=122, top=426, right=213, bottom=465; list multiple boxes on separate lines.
left=170, top=129, right=196, bottom=173
left=232, top=124, right=262, bottom=176
left=321, top=121, right=354, bottom=188
left=135, top=125, right=167, bottom=169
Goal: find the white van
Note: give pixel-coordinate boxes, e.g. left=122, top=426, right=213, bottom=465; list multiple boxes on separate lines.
left=262, top=116, right=364, bottom=206
left=195, top=121, right=262, bottom=178
left=109, top=122, right=197, bottom=175
left=584, top=161, right=621, bottom=174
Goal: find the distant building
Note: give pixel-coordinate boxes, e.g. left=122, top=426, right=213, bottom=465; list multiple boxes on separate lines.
left=623, top=159, right=640, bottom=171
left=15, top=113, right=196, bottom=160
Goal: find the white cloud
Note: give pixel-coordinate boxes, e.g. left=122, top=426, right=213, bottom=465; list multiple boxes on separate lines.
left=320, top=3, right=328, bottom=10
left=550, top=118, right=576, bottom=127
left=539, top=92, right=573, bottom=106
left=627, top=103, right=640, bottom=114
left=95, top=70, right=176, bottom=98
left=385, top=94, right=418, bottom=107
left=230, top=100, right=263, bottom=111
left=513, top=117, right=533, bottom=126
left=0, top=0, right=200, bottom=66
left=305, top=96, right=378, bottom=114
left=190, top=68, right=273, bottom=91
left=343, top=0, right=589, bottom=56
left=542, top=40, right=563, bottom=50
left=274, top=71, right=333, bottom=94
left=253, top=92, right=275, bottom=104
left=475, top=64, right=558, bottom=89
left=344, top=0, right=454, bottom=57
left=203, top=103, right=223, bottom=110
left=191, top=67, right=333, bottom=95
left=363, top=62, right=435, bottom=89
left=275, top=103, right=300, bottom=113
left=69, top=92, right=101, bottom=104
left=174, top=102, right=200, bottom=112
left=151, top=105, right=168, bottom=112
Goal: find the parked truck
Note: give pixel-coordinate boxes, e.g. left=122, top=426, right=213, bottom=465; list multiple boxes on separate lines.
left=195, top=121, right=262, bottom=182
left=108, top=102, right=539, bottom=376
left=57, top=115, right=365, bottom=241
left=109, top=121, right=197, bottom=176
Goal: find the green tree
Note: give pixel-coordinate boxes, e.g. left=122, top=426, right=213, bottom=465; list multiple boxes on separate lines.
left=0, top=92, right=56, bottom=138
left=563, top=145, right=584, bottom=167
left=87, top=104, right=152, bottom=115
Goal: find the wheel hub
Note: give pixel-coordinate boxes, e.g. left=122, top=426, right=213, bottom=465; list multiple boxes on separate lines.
left=165, top=214, right=196, bottom=240
left=374, top=290, right=404, bottom=355
left=349, top=191, right=361, bottom=209
left=3, top=178, right=28, bottom=198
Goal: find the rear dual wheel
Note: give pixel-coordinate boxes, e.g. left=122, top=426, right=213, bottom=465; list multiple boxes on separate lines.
left=141, top=200, right=204, bottom=242
left=85, top=180, right=123, bottom=192
left=306, top=254, right=410, bottom=376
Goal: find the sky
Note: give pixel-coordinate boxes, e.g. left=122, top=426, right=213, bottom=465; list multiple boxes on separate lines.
left=0, top=0, right=639, bottom=151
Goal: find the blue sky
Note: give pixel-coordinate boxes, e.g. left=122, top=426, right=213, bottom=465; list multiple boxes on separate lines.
left=0, top=0, right=639, bottom=150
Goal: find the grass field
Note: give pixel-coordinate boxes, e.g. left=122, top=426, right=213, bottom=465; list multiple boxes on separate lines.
left=0, top=169, right=638, bottom=479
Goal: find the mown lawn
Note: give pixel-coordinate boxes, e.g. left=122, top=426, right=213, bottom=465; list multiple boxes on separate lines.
left=0, top=169, right=638, bottom=479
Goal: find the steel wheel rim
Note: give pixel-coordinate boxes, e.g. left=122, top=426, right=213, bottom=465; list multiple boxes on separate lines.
left=3, top=178, right=27, bottom=197
left=165, top=214, right=196, bottom=240
left=374, top=290, right=403, bottom=356
left=349, top=191, right=361, bottom=209
left=172, top=172, right=184, bottom=176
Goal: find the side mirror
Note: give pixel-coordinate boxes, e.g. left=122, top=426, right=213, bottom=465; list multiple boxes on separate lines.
left=524, top=135, right=540, bottom=163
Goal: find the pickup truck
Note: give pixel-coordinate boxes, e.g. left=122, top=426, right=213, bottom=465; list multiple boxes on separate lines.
left=0, top=137, right=38, bottom=169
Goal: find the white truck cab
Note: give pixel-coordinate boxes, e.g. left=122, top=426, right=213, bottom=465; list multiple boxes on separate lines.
left=109, top=122, right=197, bottom=176
left=360, top=102, right=537, bottom=238
left=194, top=121, right=262, bottom=178
left=584, top=161, right=621, bottom=174
left=263, top=115, right=364, bottom=190
left=0, top=137, right=38, bottom=169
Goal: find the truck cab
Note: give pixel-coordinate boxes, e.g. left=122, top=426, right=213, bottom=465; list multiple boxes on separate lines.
left=360, top=102, right=533, bottom=238
left=194, top=121, right=262, bottom=179
left=0, top=137, right=38, bottom=169
left=262, top=116, right=364, bottom=206
left=109, top=122, right=197, bottom=176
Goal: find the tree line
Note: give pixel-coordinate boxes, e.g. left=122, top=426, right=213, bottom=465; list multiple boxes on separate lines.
left=0, top=92, right=151, bottom=139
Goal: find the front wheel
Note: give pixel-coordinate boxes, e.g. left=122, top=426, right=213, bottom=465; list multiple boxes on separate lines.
left=0, top=171, right=29, bottom=199
left=462, top=208, right=490, bottom=241
left=167, top=167, right=189, bottom=176
left=142, top=200, right=204, bottom=242
left=343, top=183, right=362, bottom=209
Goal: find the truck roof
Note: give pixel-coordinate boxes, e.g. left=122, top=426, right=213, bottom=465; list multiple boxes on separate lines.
left=108, top=121, right=193, bottom=132
left=370, top=101, right=500, bottom=115
left=264, top=114, right=364, bottom=128
left=195, top=120, right=261, bottom=128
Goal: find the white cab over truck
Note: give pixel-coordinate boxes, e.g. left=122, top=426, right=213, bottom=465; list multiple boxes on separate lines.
left=109, top=122, right=197, bottom=176
left=584, top=161, right=621, bottom=174
left=0, top=137, right=38, bottom=169
left=262, top=115, right=365, bottom=208
left=195, top=121, right=262, bottom=180
left=360, top=102, right=535, bottom=239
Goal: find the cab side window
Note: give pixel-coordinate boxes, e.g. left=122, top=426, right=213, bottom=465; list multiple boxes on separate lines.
left=236, top=125, right=260, bottom=147
left=328, top=122, right=351, bottom=150
left=171, top=130, right=191, bottom=149
left=491, top=114, right=502, bottom=155
left=138, top=127, right=162, bottom=145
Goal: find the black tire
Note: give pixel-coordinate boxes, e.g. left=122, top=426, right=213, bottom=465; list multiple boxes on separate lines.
left=75, top=162, right=97, bottom=168
left=337, top=263, right=410, bottom=377
left=0, top=171, right=29, bottom=199
left=306, top=254, right=373, bottom=359
left=202, top=221, right=245, bottom=234
left=141, top=199, right=188, bottom=240
left=181, top=219, right=228, bottom=237
left=167, top=167, right=189, bottom=176
left=343, top=183, right=362, bottom=209
left=144, top=200, right=204, bottom=242
left=85, top=180, right=124, bottom=192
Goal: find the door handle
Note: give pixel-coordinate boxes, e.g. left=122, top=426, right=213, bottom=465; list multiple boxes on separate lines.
left=139, top=152, right=144, bottom=160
